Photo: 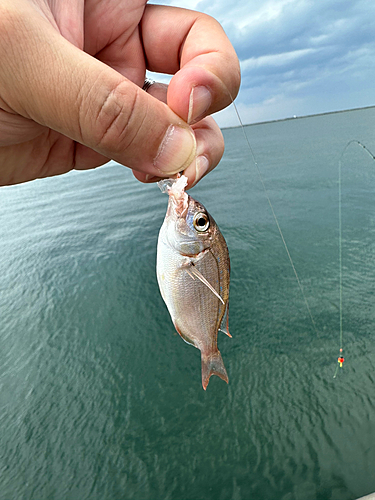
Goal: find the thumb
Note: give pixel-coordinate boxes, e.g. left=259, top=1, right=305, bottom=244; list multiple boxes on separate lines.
left=0, top=7, right=196, bottom=177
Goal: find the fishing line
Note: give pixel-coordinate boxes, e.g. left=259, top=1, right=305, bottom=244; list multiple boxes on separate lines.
left=333, top=140, right=375, bottom=378
left=231, top=99, right=319, bottom=337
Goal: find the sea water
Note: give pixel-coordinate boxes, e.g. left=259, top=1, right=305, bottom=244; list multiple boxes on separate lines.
left=1, top=107, right=375, bottom=500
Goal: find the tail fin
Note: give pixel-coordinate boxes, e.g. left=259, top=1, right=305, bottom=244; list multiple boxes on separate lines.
left=201, top=350, right=228, bottom=390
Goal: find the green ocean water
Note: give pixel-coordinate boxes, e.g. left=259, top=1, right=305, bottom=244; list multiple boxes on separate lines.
left=1, top=107, right=375, bottom=500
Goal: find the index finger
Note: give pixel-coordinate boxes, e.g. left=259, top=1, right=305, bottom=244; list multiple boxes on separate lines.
left=141, top=5, right=240, bottom=123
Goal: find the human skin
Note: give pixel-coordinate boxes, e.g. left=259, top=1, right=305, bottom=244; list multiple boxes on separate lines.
left=0, top=0, right=240, bottom=187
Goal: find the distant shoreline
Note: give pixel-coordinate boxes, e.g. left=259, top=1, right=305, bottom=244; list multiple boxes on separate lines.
left=221, top=104, right=375, bottom=130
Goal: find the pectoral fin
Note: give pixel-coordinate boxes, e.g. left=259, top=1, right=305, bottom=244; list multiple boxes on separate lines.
left=185, top=264, right=225, bottom=305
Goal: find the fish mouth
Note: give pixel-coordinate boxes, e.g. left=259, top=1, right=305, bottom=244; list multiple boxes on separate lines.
left=160, top=175, right=189, bottom=218
left=169, top=190, right=188, bottom=217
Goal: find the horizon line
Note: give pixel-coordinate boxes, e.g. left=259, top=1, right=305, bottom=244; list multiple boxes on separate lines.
left=221, top=104, right=375, bottom=130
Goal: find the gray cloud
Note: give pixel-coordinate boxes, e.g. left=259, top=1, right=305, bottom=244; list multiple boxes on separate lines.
left=149, top=0, right=375, bottom=125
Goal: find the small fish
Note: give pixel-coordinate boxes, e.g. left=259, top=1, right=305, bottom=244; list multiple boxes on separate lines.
left=157, top=176, right=231, bottom=390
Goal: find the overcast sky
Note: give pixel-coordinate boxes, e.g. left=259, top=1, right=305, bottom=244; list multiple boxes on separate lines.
left=149, top=0, right=375, bottom=127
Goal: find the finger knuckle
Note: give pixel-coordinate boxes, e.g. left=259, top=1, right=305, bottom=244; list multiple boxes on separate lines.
left=88, top=82, right=145, bottom=156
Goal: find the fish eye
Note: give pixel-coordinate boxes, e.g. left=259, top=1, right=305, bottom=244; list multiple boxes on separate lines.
left=193, top=212, right=210, bottom=232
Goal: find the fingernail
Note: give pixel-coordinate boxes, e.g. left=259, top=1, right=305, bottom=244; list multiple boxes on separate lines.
left=188, top=86, right=212, bottom=125
left=154, top=125, right=196, bottom=175
left=192, top=155, right=210, bottom=187
left=145, top=174, right=159, bottom=182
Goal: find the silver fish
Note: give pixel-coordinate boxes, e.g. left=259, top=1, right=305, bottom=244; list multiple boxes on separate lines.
left=157, top=176, right=231, bottom=390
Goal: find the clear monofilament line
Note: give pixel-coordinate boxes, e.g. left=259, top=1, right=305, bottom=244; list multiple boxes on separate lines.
left=334, top=155, right=344, bottom=379
left=334, top=140, right=375, bottom=378
left=232, top=102, right=319, bottom=337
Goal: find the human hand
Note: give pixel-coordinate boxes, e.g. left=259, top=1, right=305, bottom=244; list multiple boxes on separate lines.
left=0, top=1, right=240, bottom=187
